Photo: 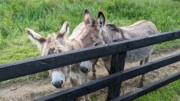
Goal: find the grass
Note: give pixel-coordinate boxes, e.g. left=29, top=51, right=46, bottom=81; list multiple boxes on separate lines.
left=0, top=0, right=179, bottom=100
left=136, top=80, right=180, bottom=101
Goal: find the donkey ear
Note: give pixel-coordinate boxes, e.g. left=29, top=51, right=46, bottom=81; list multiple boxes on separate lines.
left=57, top=21, right=70, bottom=38
left=84, top=9, right=92, bottom=24
left=25, top=28, right=46, bottom=50
left=97, top=11, right=105, bottom=28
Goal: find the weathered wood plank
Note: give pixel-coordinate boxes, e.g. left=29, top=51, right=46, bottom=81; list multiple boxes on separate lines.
left=34, top=53, right=180, bottom=101
left=0, top=30, right=179, bottom=81
left=111, top=72, right=180, bottom=101
left=107, top=52, right=127, bottom=100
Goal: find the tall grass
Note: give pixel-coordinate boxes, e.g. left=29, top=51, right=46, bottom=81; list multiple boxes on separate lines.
left=0, top=0, right=179, bottom=50
left=0, top=0, right=179, bottom=37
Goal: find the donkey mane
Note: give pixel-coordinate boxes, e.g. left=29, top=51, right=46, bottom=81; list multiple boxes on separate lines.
left=106, top=24, right=120, bottom=32
left=106, top=24, right=125, bottom=38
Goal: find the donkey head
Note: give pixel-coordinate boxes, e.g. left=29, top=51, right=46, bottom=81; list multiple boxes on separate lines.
left=79, top=9, right=105, bottom=48
left=71, top=9, right=106, bottom=73
left=26, top=21, right=70, bottom=88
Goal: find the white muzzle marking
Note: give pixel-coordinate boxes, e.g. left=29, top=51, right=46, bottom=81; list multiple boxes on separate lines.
left=80, top=61, right=93, bottom=71
left=51, top=71, right=65, bottom=86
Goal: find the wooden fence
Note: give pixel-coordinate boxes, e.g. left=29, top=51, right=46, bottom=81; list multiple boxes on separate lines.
left=0, top=30, right=180, bottom=101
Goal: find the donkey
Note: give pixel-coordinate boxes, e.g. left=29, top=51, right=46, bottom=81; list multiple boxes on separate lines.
left=70, top=9, right=158, bottom=87
left=25, top=21, right=90, bottom=101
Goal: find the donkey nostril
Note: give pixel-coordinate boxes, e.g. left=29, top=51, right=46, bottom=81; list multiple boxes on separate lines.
left=52, top=80, right=64, bottom=88
left=80, top=67, right=89, bottom=73
left=59, top=80, right=63, bottom=85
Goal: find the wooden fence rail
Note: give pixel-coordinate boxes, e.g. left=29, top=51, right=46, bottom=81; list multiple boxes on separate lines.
left=0, top=30, right=179, bottom=81
left=0, top=30, right=180, bottom=101
left=111, top=72, right=180, bottom=101
left=34, top=53, right=180, bottom=101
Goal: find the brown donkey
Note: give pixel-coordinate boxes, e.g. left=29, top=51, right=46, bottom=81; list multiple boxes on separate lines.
left=26, top=21, right=90, bottom=101
left=70, top=9, right=157, bottom=87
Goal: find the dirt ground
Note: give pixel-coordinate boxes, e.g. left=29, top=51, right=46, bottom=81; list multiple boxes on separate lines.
left=0, top=49, right=179, bottom=101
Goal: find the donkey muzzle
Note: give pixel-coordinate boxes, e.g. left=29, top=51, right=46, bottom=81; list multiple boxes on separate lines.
left=80, top=61, right=92, bottom=73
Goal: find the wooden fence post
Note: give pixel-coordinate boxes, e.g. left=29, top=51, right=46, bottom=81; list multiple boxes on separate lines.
left=107, top=52, right=127, bottom=100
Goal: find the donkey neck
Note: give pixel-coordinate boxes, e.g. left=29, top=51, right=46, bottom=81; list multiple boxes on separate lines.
left=102, top=24, right=124, bottom=44
left=64, top=39, right=82, bottom=72
left=65, top=39, right=82, bottom=51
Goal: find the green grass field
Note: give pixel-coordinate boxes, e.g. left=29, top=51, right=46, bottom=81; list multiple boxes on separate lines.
left=136, top=80, right=180, bottom=101
left=0, top=0, right=179, bottom=100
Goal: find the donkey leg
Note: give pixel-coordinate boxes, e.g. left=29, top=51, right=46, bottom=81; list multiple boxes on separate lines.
left=79, top=71, right=89, bottom=84
left=139, top=57, right=150, bottom=87
left=139, top=73, right=145, bottom=87
left=140, top=60, right=144, bottom=65
left=92, top=66, right=96, bottom=80
left=78, top=72, right=90, bottom=101
left=83, top=74, right=91, bottom=101
left=138, top=59, right=145, bottom=87
left=70, top=75, right=84, bottom=101
left=92, top=59, right=98, bottom=80
left=70, top=78, right=79, bottom=87
left=145, top=56, right=150, bottom=64
left=70, top=78, right=86, bottom=101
